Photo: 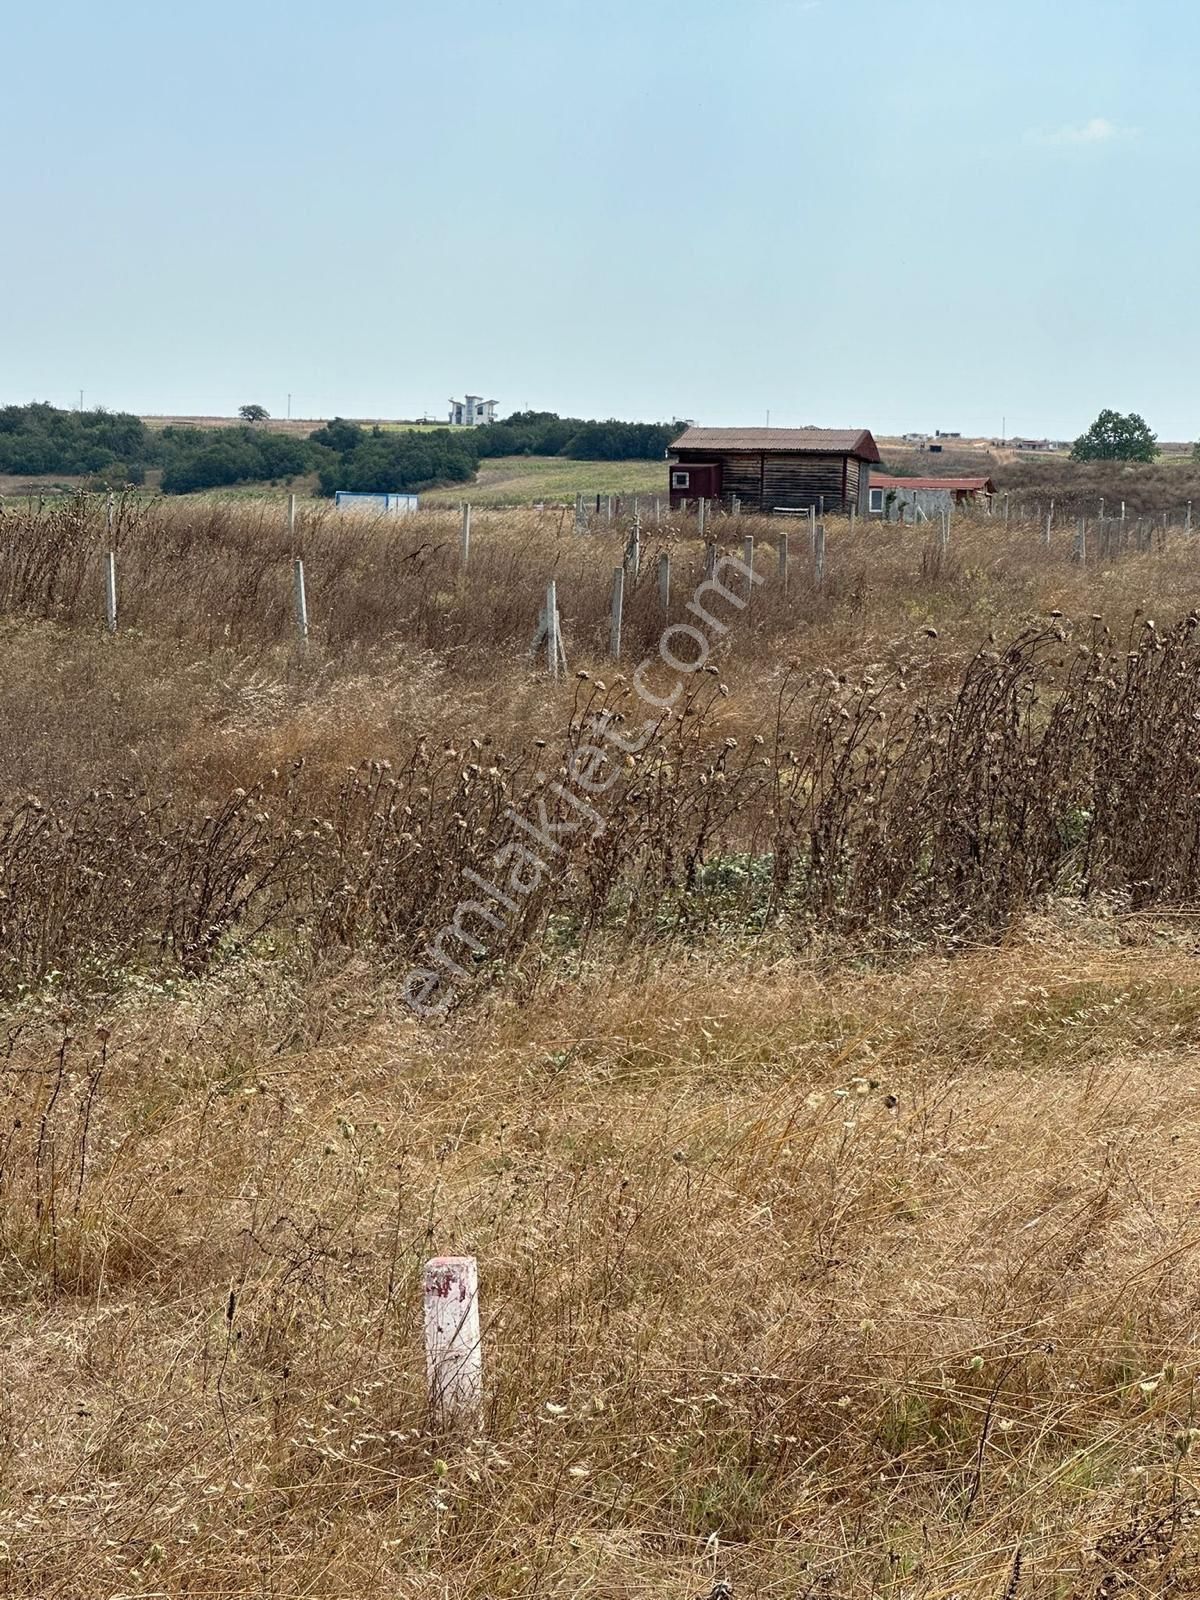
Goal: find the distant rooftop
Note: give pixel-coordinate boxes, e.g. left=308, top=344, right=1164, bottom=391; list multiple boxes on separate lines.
left=671, top=426, right=880, bottom=462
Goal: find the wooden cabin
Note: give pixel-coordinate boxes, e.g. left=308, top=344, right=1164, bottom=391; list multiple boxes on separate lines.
left=668, top=426, right=880, bottom=514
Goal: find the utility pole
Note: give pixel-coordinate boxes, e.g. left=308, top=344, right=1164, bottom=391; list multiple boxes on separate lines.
left=287, top=392, right=292, bottom=420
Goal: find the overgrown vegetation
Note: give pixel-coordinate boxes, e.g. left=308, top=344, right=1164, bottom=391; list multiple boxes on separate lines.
left=3, top=495, right=1200, bottom=1596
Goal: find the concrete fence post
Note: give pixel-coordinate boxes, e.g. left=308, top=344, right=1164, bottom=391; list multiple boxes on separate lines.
left=657, top=551, right=671, bottom=611
left=423, top=1256, right=483, bottom=1435
left=814, top=522, right=826, bottom=583
left=293, top=557, right=309, bottom=642
left=775, top=531, right=789, bottom=592
left=698, top=496, right=707, bottom=539
left=609, top=566, right=624, bottom=659
left=546, top=580, right=562, bottom=679
left=742, top=534, right=754, bottom=582
left=704, top=542, right=716, bottom=580
left=461, top=502, right=472, bottom=564
left=626, top=519, right=641, bottom=580
left=287, top=493, right=296, bottom=540
left=104, top=549, right=117, bottom=633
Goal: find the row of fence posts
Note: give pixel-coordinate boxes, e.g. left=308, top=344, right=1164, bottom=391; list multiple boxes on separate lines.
left=993, top=490, right=1194, bottom=538
left=565, top=492, right=763, bottom=531
left=597, top=523, right=825, bottom=668
left=94, top=486, right=1199, bottom=644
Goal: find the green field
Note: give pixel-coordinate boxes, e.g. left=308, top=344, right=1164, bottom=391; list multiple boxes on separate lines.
left=422, top=454, right=665, bottom=506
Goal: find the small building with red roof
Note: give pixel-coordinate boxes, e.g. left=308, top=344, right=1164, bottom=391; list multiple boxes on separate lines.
left=868, top=474, right=995, bottom=520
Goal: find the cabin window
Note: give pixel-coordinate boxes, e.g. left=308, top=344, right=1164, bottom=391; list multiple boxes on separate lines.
left=672, top=471, right=689, bottom=489
left=869, top=487, right=884, bottom=514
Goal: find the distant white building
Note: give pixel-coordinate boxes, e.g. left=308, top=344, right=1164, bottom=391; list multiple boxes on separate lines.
left=449, top=395, right=498, bottom=427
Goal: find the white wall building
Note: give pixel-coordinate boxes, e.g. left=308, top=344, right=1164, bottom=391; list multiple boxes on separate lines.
left=449, top=395, right=498, bottom=427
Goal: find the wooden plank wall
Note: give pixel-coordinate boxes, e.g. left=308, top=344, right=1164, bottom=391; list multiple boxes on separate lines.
left=672, top=450, right=863, bottom=511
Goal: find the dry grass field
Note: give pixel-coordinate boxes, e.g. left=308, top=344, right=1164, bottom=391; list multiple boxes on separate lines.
left=3, top=494, right=1200, bottom=1598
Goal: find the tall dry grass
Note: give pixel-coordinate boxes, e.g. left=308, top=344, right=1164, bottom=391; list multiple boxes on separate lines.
left=3, top=922, right=1200, bottom=1596
left=3, top=495, right=1200, bottom=1595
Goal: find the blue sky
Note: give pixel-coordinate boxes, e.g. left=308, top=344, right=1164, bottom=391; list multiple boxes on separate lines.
left=3, top=0, right=1196, bottom=438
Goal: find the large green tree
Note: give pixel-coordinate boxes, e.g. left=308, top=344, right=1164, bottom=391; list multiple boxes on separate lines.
left=1071, top=409, right=1158, bottom=462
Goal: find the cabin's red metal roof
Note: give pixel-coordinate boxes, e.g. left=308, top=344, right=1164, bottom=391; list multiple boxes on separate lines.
left=671, top=427, right=881, bottom=463
left=872, top=474, right=995, bottom=493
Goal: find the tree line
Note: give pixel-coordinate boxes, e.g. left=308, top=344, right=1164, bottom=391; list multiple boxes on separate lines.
left=0, top=403, right=685, bottom=496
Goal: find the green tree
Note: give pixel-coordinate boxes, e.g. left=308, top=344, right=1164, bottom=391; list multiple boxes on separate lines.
left=238, top=403, right=270, bottom=424
left=1071, top=409, right=1158, bottom=462
left=308, top=417, right=365, bottom=454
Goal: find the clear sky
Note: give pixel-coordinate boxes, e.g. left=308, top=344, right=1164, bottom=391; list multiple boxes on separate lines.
left=4, top=0, right=1197, bottom=438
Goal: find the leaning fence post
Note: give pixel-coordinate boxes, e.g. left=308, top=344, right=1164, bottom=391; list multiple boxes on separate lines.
left=657, top=551, right=670, bottom=611
left=609, top=566, right=624, bottom=659
left=293, top=556, right=309, bottom=642
left=461, top=502, right=472, bottom=564
left=423, top=1256, right=483, bottom=1434
left=814, top=522, right=826, bottom=583
left=775, top=531, right=789, bottom=592
left=104, top=549, right=117, bottom=633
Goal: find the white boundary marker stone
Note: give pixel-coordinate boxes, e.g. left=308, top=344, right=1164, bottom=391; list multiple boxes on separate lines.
left=423, top=1256, right=483, bottom=1433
